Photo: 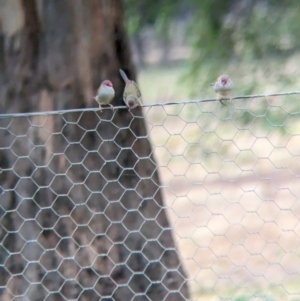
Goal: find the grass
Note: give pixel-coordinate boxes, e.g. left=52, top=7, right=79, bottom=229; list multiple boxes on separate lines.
left=139, top=54, right=300, bottom=103
left=138, top=62, right=192, bottom=104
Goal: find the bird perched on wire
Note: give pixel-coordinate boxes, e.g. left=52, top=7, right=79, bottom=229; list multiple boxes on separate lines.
left=93, top=80, right=115, bottom=112
left=119, top=69, right=142, bottom=111
left=211, top=74, right=233, bottom=105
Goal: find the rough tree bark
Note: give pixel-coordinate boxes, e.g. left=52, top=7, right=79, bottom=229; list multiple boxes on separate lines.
left=0, top=1, right=189, bottom=301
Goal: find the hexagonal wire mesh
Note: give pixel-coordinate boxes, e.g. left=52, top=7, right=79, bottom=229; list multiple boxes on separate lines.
left=1, top=92, right=300, bottom=301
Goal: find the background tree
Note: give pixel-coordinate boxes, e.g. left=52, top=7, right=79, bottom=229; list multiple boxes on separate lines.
left=0, top=1, right=189, bottom=300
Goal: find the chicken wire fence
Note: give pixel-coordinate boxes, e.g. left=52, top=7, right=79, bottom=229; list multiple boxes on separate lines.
left=1, top=93, right=300, bottom=301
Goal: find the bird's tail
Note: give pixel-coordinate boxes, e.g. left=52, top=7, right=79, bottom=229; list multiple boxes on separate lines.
left=119, top=69, right=129, bottom=83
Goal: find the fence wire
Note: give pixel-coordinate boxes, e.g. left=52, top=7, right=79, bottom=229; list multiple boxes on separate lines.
left=1, top=92, right=300, bottom=301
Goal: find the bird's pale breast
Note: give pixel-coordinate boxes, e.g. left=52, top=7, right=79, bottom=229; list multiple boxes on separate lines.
left=97, top=86, right=115, bottom=104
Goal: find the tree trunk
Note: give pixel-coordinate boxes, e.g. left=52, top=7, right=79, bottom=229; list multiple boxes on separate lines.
left=0, top=1, right=189, bottom=301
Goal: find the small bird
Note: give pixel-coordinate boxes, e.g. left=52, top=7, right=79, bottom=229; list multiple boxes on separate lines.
left=119, top=69, right=142, bottom=111
left=93, top=80, right=115, bottom=112
left=211, top=74, right=233, bottom=105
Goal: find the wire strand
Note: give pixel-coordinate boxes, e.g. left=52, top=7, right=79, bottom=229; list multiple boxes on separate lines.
left=0, top=91, right=299, bottom=118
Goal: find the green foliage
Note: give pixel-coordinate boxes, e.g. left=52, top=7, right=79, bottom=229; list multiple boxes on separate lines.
left=183, top=0, right=300, bottom=86
left=187, top=0, right=233, bottom=55
left=122, top=0, right=181, bottom=37
left=123, top=0, right=300, bottom=62
left=233, top=2, right=300, bottom=59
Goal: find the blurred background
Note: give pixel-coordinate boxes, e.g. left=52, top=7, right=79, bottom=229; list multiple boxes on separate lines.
left=123, top=0, right=300, bottom=300
left=123, top=0, right=300, bottom=101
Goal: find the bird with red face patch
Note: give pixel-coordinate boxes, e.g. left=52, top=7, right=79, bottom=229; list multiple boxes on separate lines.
left=119, top=69, right=142, bottom=111
left=93, top=80, right=115, bottom=112
left=211, top=74, right=233, bottom=105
